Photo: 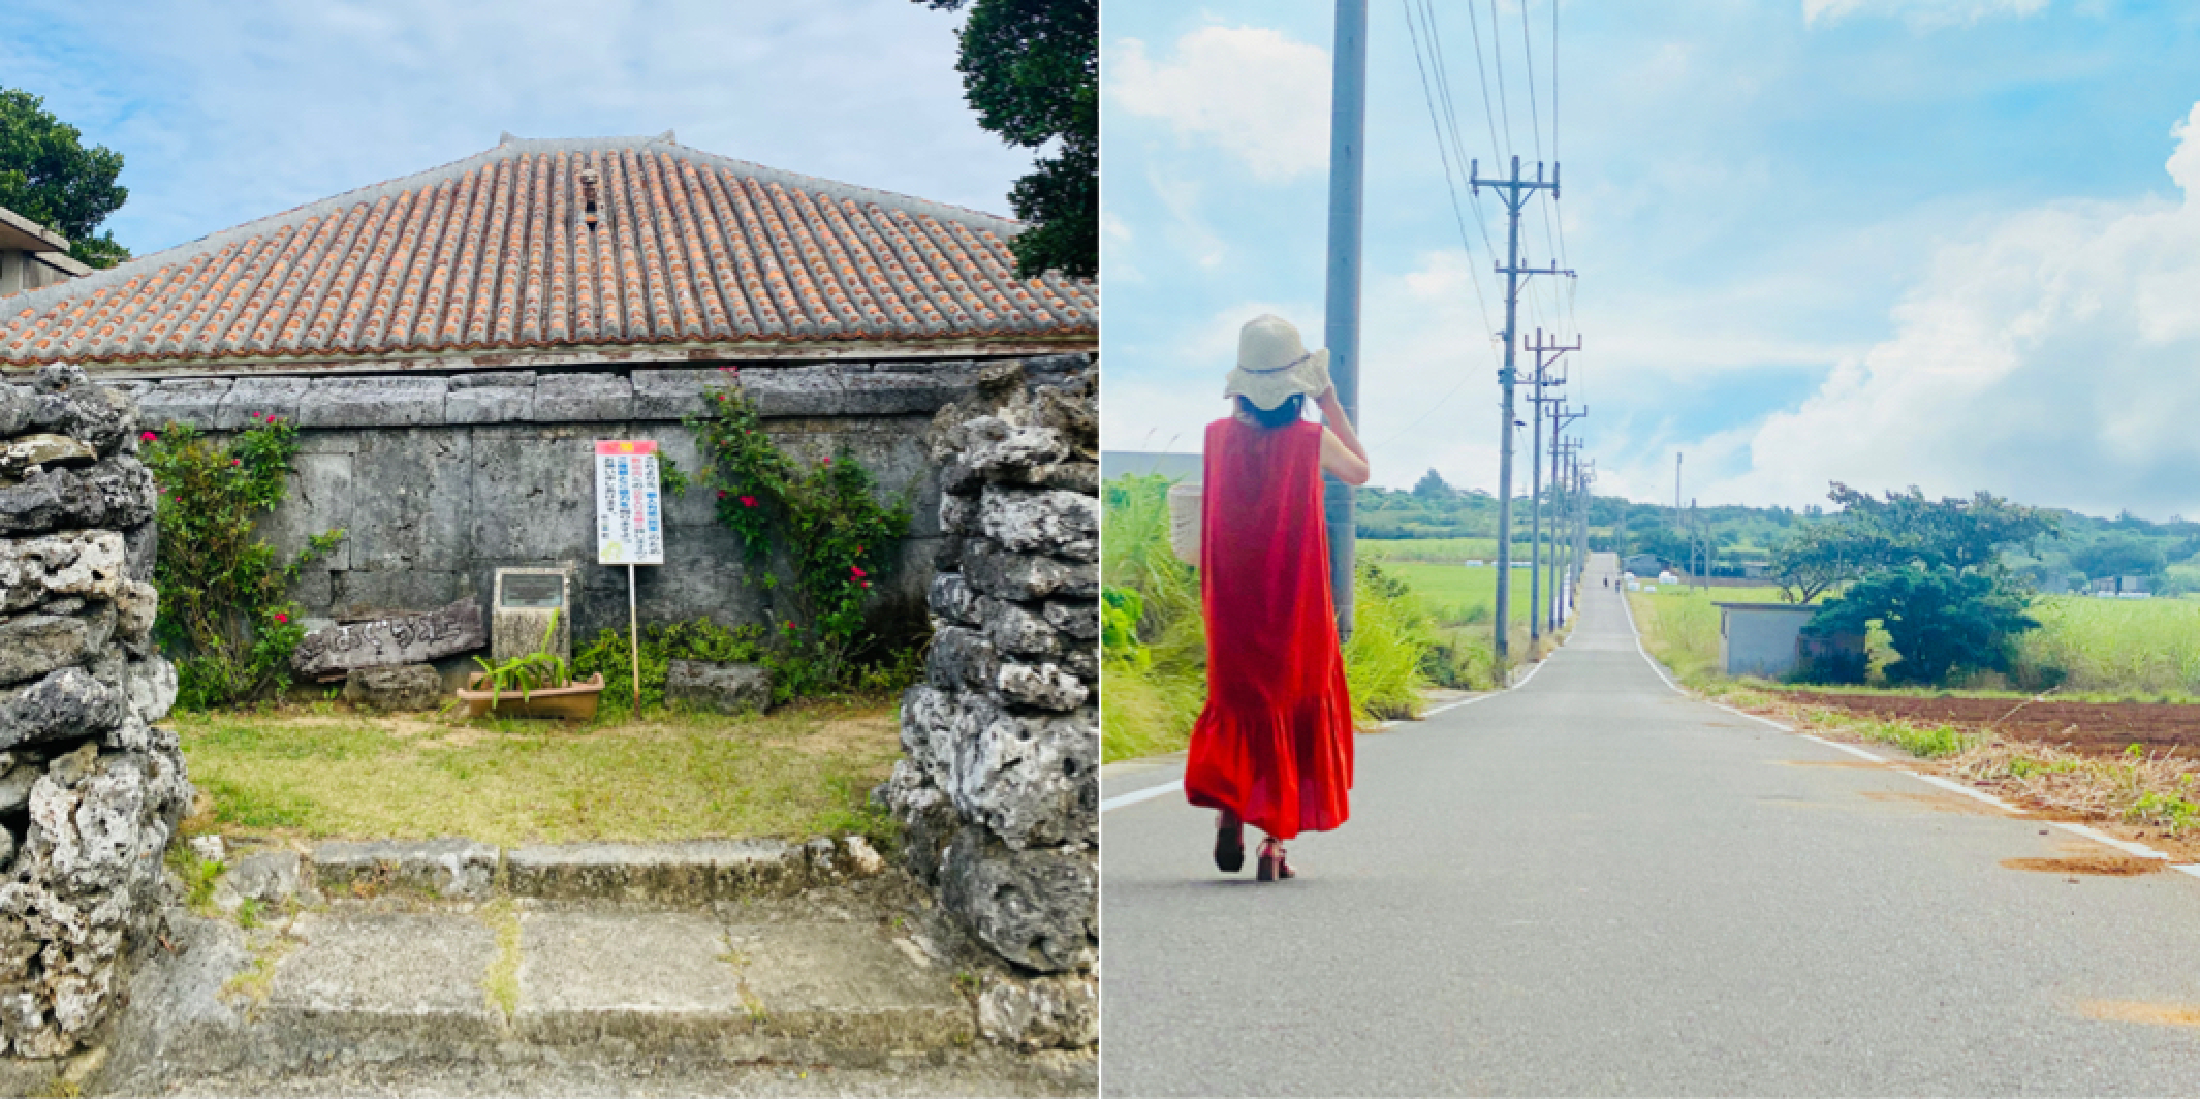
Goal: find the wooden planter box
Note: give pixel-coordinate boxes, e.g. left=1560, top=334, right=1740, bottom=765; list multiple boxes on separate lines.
left=456, top=672, right=605, bottom=720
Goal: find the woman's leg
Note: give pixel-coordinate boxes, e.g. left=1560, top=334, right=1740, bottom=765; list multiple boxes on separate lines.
left=1214, top=808, right=1245, bottom=873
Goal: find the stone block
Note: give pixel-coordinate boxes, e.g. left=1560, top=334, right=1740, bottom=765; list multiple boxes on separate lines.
left=632, top=368, right=715, bottom=420
left=978, top=974, right=1097, bottom=1050
left=443, top=373, right=534, bottom=424
left=926, top=625, right=997, bottom=693
left=341, top=663, right=444, bottom=711
left=331, top=568, right=467, bottom=621
left=1043, top=598, right=1098, bottom=640
left=137, top=378, right=231, bottom=430
left=293, top=597, right=485, bottom=677
left=502, top=840, right=799, bottom=902
left=310, top=839, right=498, bottom=900
left=299, top=376, right=446, bottom=428
left=928, top=573, right=981, bottom=627
left=665, top=659, right=773, bottom=715
left=463, top=426, right=595, bottom=564
left=0, top=457, right=157, bottom=536
left=938, top=827, right=1094, bottom=972
left=979, top=596, right=1062, bottom=658
left=998, top=660, right=1088, bottom=712
left=961, top=538, right=1075, bottom=602
left=839, top=370, right=973, bottom=417
left=980, top=485, right=1098, bottom=562
left=531, top=372, right=631, bottom=421
left=0, top=608, right=111, bottom=688
left=213, top=376, right=312, bottom=431
left=255, top=451, right=352, bottom=572
left=898, top=687, right=1095, bottom=850
left=345, top=429, right=471, bottom=570
left=740, top=365, right=842, bottom=417
left=213, top=849, right=305, bottom=912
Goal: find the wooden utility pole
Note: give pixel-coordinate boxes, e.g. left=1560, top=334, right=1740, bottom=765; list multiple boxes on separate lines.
left=1471, top=156, right=1569, bottom=667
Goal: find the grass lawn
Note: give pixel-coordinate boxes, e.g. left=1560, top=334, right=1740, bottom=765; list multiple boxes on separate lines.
left=1361, top=537, right=1547, bottom=565
left=175, top=700, right=902, bottom=846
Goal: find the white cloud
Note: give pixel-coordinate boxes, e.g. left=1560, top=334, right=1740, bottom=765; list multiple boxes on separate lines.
left=1691, top=101, right=2200, bottom=516
left=1802, top=0, right=2048, bottom=27
left=1108, top=25, right=1330, bottom=183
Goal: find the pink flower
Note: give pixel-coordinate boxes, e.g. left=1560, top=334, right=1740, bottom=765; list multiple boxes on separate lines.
left=717, top=490, right=728, bottom=499
left=822, top=457, right=832, bottom=467
left=231, top=459, right=241, bottom=466
left=140, top=431, right=156, bottom=442
left=860, top=581, right=871, bottom=589
left=740, top=495, right=757, bottom=508
left=850, top=565, right=868, bottom=578
left=274, top=613, right=289, bottom=624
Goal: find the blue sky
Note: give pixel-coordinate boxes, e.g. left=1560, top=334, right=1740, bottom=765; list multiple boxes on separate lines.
left=0, top=0, right=1030, bottom=256
left=1102, top=0, right=2200, bottom=518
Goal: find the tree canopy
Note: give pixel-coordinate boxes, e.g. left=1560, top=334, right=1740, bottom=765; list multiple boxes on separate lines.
left=0, top=89, right=129, bottom=268
left=919, top=0, right=1095, bottom=280
left=1805, top=564, right=2038, bottom=685
left=1411, top=468, right=1452, bottom=499
left=1770, top=482, right=2058, bottom=600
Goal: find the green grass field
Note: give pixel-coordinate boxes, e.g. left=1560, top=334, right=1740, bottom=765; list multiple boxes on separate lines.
left=1361, top=537, right=1546, bottom=564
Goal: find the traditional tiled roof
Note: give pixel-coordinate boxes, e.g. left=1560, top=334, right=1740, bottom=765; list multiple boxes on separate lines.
left=0, top=133, right=1094, bottom=369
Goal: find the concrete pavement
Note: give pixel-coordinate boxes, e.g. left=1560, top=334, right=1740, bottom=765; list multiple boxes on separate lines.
left=1101, top=554, right=2200, bottom=1097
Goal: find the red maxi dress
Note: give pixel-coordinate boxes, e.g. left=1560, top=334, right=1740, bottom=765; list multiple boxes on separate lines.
left=1183, top=416, right=1355, bottom=840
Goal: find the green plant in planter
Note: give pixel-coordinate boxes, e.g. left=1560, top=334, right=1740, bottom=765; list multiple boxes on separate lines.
left=471, top=610, right=572, bottom=705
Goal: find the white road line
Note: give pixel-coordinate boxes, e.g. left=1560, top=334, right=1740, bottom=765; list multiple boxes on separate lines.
left=2045, top=819, right=2174, bottom=862
left=1901, top=772, right=2028, bottom=815
left=1799, top=733, right=1887, bottom=763
left=1620, top=592, right=1684, bottom=694
left=1100, top=780, right=1182, bottom=814
left=1715, top=701, right=1794, bottom=732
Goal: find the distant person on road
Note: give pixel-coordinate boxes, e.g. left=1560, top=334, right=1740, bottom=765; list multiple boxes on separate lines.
left=1185, top=314, right=1370, bottom=883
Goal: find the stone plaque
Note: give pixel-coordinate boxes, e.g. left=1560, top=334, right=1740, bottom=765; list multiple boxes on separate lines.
left=291, top=596, right=486, bottom=677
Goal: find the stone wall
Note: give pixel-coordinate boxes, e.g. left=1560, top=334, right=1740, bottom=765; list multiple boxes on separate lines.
left=111, top=354, right=1086, bottom=652
left=0, top=366, right=189, bottom=1059
left=878, top=361, right=1097, bottom=1050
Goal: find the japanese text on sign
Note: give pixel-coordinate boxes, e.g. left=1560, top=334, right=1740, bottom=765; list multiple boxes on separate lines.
left=595, top=440, right=664, bottom=565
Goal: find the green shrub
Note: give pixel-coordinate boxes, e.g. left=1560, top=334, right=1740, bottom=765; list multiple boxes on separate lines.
left=573, top=618, right=767, bottom=711
left=142, top=417, right=343, bottom=710
left=685, top=374, right=914, bottom=696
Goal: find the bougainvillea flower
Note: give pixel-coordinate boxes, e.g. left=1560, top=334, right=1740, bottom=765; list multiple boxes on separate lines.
left=740, top=495, right=757, bottom=508
left=717, top=490, right=727, bottom=499
left=850, top=565, right=868, bottom=578
left=140, top=431, right=156, bottom=442
left=274, top=613, right=289, bottom=624
left=860, top=581, right=871, bottom=589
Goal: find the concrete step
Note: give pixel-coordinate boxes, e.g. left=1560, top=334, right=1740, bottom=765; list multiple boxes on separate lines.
left=101, top=901, right=997, bottom=1094
left=305, top=838, right=880, bottom=905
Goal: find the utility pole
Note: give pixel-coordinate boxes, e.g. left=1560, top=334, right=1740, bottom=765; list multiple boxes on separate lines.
left=1524, top=329, right=1580, bottom=645
left=1548, top=402, right=1586, bottom=628
left=1471, top=155, right=1569, bottom=667
left=1323, top=0, right=1368, bottom=638
left=1556, top=437, right=1580, bottom=623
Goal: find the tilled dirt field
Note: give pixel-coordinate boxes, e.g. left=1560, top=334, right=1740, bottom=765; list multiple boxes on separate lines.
left=1769, top=691, right=2200, bottom=757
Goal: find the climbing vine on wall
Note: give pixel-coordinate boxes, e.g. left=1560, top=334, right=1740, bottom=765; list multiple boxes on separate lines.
left=687, top=371, right=914, bottom=695
left=142, top=416, right=344, bottom=709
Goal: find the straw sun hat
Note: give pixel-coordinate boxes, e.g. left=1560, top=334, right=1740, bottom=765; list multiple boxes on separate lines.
left=1224, top=314, right=1331, bottom=410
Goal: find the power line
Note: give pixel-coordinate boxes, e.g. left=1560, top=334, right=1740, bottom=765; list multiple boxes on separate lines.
left=1477, top=0, right=1514, bottom=161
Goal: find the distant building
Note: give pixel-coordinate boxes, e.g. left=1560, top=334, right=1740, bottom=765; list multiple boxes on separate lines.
left=1622, top=553, right=1662, bottom=576
left=1716, top=602, right=1818, bottom=678
left=0, top=205, right=90, bottom=295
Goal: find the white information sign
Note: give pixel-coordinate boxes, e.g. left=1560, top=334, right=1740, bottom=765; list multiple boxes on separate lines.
left=595, top=440, right=664, bottom=565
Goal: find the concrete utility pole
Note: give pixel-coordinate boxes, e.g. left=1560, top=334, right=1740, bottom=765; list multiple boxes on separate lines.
left=1547, top=401, right=1586, bottom=629
left=1524, top=329, right=1579, bottom=644
left=1554, top=436, right=1580, bottom=624
left=1471, top=155, right=1569, bottom=666
left=1323, top=0, right=1369, bottom=639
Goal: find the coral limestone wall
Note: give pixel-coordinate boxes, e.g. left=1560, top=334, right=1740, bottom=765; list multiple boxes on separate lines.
left=0, top=366, right=189, bottom=1059
left=879, top=360, right=1097, bottom=1048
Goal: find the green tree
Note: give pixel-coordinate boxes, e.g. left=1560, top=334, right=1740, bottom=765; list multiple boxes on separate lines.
left=1770, top=483, right=2059, bottom=600
left=0, top=89, right=129, bottom=268
left=1804, top=564, right=2038, bottom=685
left=1411, top=467, right=1452, bottom=499
left=918, top=0, right=1095, bottom=279
left=2070, top=534, right=2167, bottom=583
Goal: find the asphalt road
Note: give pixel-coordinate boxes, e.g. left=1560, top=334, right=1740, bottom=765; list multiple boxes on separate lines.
left=1100, top=554, right=2200, bottom=1097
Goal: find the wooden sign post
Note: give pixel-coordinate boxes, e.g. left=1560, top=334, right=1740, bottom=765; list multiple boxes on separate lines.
left=594, top=440, right=665, bottom=719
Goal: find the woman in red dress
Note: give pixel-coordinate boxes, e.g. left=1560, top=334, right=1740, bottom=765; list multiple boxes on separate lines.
left=1185, top=315, right=1371, bottom=882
